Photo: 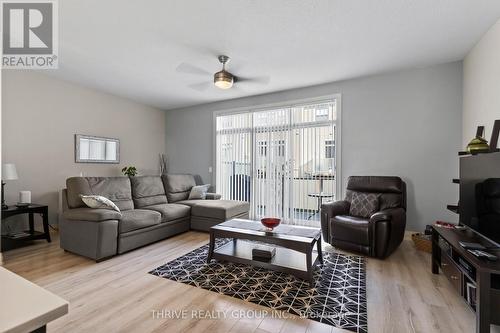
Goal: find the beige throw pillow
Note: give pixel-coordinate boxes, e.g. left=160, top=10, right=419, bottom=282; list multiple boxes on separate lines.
left=80, top=195, right=120, bottom=212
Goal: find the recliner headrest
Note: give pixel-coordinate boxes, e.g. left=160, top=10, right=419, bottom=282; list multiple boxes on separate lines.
left=346, top=176, right=403, bottom=193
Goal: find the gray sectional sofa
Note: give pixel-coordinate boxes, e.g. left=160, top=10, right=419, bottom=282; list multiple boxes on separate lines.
left=60, top=174, right=249, bottom=261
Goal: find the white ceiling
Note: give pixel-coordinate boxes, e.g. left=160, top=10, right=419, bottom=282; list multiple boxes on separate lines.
left=48, top=0, right=500, bottom=110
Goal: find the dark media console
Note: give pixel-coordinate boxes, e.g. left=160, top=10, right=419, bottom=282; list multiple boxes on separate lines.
left=432, top=225, right=500, bottom=333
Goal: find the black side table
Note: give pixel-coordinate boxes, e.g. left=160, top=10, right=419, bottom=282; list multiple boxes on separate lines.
left=307, top=193, right=334, bottom=220
left=1, top=204, right=51, bottom=251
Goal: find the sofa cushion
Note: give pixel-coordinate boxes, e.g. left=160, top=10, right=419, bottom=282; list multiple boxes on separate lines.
left=63, top=208, right=122, bottom=222
left=331, top=215, right=370, bottom=246
left=119, top=209, right=161, bottom=233
left=175, top=199, right=208, bottom=207
left=130, top=176, right=168, bottom=208
left=162, top=174, right=196, bottom=202
left=88, top=177, right=134, bottom=211
left=66, top=177, right=93, bottom=208
left=143, top=204, right=191, bottom=223
left=66, top=177, right=134, bottom=210
left=190, top=200, right=250, bottom=220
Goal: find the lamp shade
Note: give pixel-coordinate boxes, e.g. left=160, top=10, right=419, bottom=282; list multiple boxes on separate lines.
left=2, top=163, right=18, bottom=180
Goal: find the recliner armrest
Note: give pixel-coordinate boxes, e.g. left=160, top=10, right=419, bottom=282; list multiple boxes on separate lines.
left=370, top=211, right=391, bottom=223
left=369, top=208, right=405, bottom=224
left=206, top=193, right=222, bottom=200
left=321, top=200, right=350, bottom=244
left=63, top=208, right=122, bottom=222
left=369, top=207, right=406, bottom=258
left=321, top=200, right=350, bottom=217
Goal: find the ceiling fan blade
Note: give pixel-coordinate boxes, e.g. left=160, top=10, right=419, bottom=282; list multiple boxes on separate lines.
left=188, top=82, right=211, bottom=92
left=176, top=62, right=211, bottom=76
left=228, top=63, right=244, bottom=73
left=235, top=75, right=270, bottom=85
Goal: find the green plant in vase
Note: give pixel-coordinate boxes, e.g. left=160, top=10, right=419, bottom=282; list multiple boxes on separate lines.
left=121, top=166, right=138, bottom=177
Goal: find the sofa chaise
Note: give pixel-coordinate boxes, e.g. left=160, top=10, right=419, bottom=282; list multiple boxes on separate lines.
left=60, top=174, right=249, bottom=261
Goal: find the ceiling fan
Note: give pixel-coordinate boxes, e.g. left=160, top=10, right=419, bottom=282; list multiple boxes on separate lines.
left=176, top=55, right=270, bottom=91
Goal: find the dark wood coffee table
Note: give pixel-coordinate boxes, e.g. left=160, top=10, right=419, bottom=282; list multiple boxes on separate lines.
left=207, top=219, right=323, bottom=284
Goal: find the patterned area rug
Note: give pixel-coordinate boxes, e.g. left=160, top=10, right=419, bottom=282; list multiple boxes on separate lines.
left=149, top=239, right=367, bottom=333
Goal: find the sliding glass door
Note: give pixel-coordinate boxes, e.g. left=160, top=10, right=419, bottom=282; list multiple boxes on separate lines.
left=215, top=98, right=338, bottom=225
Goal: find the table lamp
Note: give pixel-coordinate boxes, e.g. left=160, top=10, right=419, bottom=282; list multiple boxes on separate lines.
left=2, top=163, right=18, bottom=209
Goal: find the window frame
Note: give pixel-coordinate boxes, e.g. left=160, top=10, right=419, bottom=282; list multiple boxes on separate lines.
left=212, top=94, right=343, bottom=200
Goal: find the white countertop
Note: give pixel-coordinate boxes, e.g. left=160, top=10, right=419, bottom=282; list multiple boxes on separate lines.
left=0, top=267, right=68, bottom=333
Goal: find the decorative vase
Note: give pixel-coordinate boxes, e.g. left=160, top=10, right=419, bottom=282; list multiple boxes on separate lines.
left=261, top=217, right=281, bottom=231
left=467, top=136, right=490, bottom=155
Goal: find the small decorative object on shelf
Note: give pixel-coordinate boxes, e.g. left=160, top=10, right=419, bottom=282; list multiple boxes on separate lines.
left=260, top=217, right=281, bottom=231
left=19, top=190, right=31, bottom=204
left=466, top=136, right=490, bottom=155
left=121, top=166, right=138, bottom=177
left=411, top=233, right=432, bottom=253
left=490, top=119, right=500, bottom=152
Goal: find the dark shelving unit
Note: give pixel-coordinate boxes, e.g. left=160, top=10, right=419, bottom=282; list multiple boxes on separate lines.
left=449, top=147, right=499, bottom=215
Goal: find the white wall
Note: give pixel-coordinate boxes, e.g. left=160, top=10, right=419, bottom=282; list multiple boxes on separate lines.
left=463, top=18, right=500, bottom=147
left=1, top=71, right=166, bottom=229
left=165, top=62, right=463, bottom=231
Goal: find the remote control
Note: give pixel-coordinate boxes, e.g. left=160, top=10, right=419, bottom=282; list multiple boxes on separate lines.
left=459, top=241, right=486, bottom=250
left=468, top=249, right=498, bottom=261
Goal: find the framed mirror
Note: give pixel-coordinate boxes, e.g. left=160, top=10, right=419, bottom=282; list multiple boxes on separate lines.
left=75, top=134, right=120, bottom=164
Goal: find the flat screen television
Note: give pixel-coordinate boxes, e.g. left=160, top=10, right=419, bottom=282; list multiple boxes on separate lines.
left=459, top=152, right=500, bottom=246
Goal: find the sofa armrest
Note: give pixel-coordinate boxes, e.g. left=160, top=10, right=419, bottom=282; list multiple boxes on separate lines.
left=63, top=208, right=122, bottom=222
left=369, top=208, right=406, bottom=258
left=206, top=193, right=222, bottom=200
left=321, top=200, right=350, bottom=243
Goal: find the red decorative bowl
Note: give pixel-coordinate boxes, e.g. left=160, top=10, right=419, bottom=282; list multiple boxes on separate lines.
left=261, top=217, right=281, bottom=231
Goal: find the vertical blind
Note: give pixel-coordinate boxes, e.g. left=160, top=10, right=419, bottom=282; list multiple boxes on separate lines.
left=216, top=99, right=337, bottom=224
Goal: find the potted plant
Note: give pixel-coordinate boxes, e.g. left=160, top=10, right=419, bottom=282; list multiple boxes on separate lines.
left=121, top=166, right=138, bottom=177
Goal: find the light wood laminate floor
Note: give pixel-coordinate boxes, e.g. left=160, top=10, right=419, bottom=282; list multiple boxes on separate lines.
left=2, top=231, right=479, bottom=333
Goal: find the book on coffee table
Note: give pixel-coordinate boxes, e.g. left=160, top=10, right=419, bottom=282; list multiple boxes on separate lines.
left=252, top=245, right=276, bottom=260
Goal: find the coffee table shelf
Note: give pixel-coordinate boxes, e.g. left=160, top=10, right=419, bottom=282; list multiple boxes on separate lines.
left=214, top=240, right=319, bottom=279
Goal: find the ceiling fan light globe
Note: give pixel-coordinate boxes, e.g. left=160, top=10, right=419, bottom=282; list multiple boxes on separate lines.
left=215, top=80, right=233, bottom=89
left=214, top=70, right=234, bottom=89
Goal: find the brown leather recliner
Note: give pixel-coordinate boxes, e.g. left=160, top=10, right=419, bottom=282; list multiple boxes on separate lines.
left=321, top=176, right=407, bottom=258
